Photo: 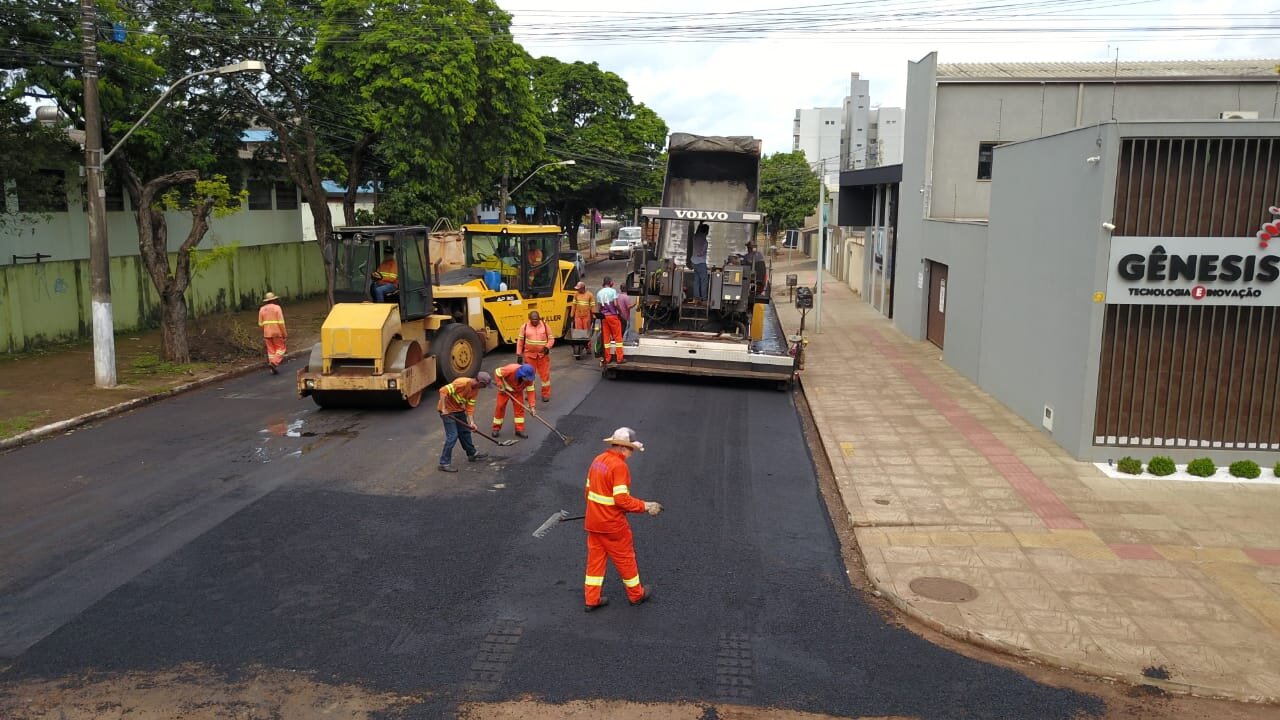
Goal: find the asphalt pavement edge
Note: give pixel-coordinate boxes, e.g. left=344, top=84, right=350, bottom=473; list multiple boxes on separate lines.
left=0, top=348, right=310, bottom=455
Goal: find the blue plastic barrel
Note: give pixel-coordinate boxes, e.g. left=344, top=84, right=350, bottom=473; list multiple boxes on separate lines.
left=484, top=269, right=502, bottom=291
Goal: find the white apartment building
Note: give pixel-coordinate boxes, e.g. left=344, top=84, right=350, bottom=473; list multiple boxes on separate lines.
left=867, top=106, right=904, bottom=167
left=841, top=73, right=871, bottom=171
left=793, top=106, right=843, bottom=184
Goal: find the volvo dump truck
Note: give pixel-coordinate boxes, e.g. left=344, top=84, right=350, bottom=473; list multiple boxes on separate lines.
left=615, top=133, right=796, bottom=388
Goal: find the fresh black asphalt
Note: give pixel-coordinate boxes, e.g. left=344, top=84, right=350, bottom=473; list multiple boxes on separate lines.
left=0, top=347, right=1106, bottom=719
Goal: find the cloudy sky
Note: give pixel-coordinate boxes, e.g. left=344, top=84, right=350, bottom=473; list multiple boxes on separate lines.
left=503, top=0, right=1279, bottom=155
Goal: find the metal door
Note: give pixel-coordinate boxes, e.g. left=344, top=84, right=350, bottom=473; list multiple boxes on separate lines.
left=926, top=260, right=948, bottom=349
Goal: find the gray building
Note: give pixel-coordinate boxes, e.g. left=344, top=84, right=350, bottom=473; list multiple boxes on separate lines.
left=851, top=53, right=1280, bottom=461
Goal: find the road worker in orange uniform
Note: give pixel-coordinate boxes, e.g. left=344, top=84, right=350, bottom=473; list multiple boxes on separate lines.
left=583, top=427, right=663, bottom=612
left=437, top=371, right=491, bottom=472
left=257, top=291, right=287, bottom=374
left=572, top=281, right=596, bottom=330
left=372, top=247, right=399, bottom=302
left=492, top=362, right=537, bottom=438
left=571, top=281, right=596, bottom=359
left=516, top=310, right=555, bottom=403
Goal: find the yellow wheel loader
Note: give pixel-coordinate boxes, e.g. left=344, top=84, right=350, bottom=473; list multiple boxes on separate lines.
left=297, top=225, right=494, bottom=409
left=433, top=224, right=578, bottom=345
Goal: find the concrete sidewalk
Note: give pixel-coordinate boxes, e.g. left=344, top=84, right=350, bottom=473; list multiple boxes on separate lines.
left=772, top=258, right=1280, bottom=704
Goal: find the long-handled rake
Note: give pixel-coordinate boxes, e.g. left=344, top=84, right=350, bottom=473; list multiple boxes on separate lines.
left=500, top=389, right=573, bottom=445
left=532, top=509, right=585, bottom=538
left=472, top=427, right=520, bottom=447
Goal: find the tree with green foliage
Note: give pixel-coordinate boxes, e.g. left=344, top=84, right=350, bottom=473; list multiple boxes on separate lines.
left=528, top=57, right=667, bottom=248
left=759, top=151, right=820, bottom=244
left=313, top=0, right=543, bottom=226
left=9, top=0, right=250, bottom=361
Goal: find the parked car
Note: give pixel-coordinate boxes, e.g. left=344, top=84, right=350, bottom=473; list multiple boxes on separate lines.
left=559, top=250, right=586, bottom=278
left=608, top=237, right=634, bottom=260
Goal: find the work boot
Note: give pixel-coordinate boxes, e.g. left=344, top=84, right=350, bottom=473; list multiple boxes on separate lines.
left=269, top=364, right=278, bottom=375
left=629, top=589, right=653, bottom=606
left=542, top=397, right=551, bottom=404
left=438, top=464, right=458, bottom=473
left=467, top=452, right=489, bottom=462
left=515, top=430, right=529, bottom=439
left=584, top=597, right=610, bottom=613
left=491, top=429, right=501, bottom=437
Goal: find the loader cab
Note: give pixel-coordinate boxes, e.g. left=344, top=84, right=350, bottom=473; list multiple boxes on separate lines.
left=462, top=225, right=562, bottom=299
left=331, top=225, right=433, bottom=320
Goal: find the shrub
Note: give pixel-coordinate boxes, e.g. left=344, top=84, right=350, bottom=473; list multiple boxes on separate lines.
left=1116, top=456, right=1143, bottom=475
left=1186, top=457, right=1217, bottom=477
left=1228, top=460, right=1261, bottom=479
left=1275, top=461, right=1279, bottom=478
left=1147, top=456, right=1176, bottom=477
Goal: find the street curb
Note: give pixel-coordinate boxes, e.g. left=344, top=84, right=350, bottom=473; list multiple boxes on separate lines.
left=794, top=349, right=1273, bottom=705
left=0, top=348, right=311, bottom=454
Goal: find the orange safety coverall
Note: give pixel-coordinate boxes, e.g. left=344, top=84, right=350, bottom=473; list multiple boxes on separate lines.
left=584, top=448, right=649, bottom=605
left=572, top=290, right=597, bottom=331
left=375, top=257, right=399, bottom=287
left=492, top=363, right=536, bottom=434
left=516, top=321, right=554, bottom=401
left=258, top=303, right=287, bottom=366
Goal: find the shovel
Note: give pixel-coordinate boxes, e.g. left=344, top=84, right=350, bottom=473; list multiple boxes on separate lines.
left=532, top=509, right=585, bottom=538
left=500, top=389, right=573, bottom=445
left=473, top=427, right=520, bottom=447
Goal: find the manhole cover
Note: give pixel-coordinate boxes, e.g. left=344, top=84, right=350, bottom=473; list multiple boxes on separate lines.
left=908, top=576, right=979, bottom=603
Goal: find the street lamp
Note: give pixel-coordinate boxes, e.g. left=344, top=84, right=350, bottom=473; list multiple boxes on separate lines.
left=500, top=159, right=575, bottom=223
left=81, top=50, right=263, bottom=388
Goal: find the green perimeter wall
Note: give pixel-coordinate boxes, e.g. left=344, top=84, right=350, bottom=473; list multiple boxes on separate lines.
left=0, top=242, right=326, bottom=353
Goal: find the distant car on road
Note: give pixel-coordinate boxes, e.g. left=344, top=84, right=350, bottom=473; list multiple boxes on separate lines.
left=559, top=249, right=586, bottom=279
left=608, top=237, right=634, bottom=260
left=617, top=226, right=643, bottom=248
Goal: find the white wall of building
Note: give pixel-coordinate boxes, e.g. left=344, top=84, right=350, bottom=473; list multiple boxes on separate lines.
left=793, top=106, right=843, bottom=183
left=870, top=106, right=904, bottom=167
left=842, top=73, right=870, bottom=171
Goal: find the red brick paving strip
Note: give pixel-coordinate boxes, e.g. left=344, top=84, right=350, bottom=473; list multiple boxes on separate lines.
left=861, top=328, right=1087, bottom=530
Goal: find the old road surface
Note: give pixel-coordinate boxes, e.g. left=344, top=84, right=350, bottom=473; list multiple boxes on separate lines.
left=1, top=314, right=1108, bottom=715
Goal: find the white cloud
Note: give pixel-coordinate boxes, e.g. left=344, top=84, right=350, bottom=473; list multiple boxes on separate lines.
left=505, top=0, right=1280, bottom=155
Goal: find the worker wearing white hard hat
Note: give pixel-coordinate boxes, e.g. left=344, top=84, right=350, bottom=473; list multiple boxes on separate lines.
left=581, top=427, right=662, bottom=612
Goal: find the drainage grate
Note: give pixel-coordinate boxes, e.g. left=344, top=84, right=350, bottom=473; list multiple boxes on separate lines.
left=908, top=576, right=979, bottom=603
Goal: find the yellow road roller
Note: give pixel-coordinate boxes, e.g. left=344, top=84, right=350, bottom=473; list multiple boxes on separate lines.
left=297, top=225, right=495, bottom=409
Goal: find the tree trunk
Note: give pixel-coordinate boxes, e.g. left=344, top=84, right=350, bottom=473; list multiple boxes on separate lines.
left=565, top=218, right=582, bottom=251
left=306, top=195, right=335, bottom=307
left=160, top=290, right=190, bottom=362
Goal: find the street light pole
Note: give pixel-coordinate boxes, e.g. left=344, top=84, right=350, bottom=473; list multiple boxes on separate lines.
left=503, top=160, right=575, bottom=223
left=81, top=0, right=114, bottom=387
left=79, top=48, right=264, bottom=388
left=815, top=159, right=825, bottom=333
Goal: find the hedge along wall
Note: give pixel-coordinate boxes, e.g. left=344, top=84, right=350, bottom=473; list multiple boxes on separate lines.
left=0, top=241, right=326, bottom=354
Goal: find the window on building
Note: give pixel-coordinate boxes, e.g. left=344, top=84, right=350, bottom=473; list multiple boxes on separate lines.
left=977, top=142, right=1007, bottom=180
left=274, top=181, right=298, bottom=210
left=15, top=169, right=67, bottom=212
left=247, top=178, right=273, bottom=210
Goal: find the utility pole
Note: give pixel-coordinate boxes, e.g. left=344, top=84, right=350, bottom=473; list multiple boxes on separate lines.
left=81, top=0, right=116, bottom=387
left=498, top=167, right=509, bottom=223
left=814, top=158, right=825, bottom=332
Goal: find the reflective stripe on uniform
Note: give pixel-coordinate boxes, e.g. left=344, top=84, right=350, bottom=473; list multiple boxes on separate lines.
left=612, top=484, right=629, bottom=495
left=259, top=320, right=285, bottom=326
left=447, top=385, right=474, bottom=408
left=587, top=490, right=615, bottom=506
left=584, top=575, right=604, bottom=586
left=622, top=574, right=641, bottom=588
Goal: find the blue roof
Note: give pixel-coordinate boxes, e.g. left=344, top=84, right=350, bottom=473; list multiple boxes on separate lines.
left=240, top=129, right=274, bottom=142
left=322, top=180, right=378, bottom=194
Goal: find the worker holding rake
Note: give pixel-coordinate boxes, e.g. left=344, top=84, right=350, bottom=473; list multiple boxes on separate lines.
left=582, top=427, right=662, bottom=612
